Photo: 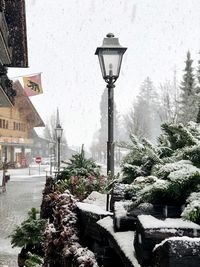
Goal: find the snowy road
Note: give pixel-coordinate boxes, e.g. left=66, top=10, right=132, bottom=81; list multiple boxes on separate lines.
left=0, top=167, right=46, bottom=267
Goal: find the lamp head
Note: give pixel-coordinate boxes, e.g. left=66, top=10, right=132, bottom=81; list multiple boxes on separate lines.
left=55, top=124, right=63, bottom=140
left=95, top=33, right=127, bottom=83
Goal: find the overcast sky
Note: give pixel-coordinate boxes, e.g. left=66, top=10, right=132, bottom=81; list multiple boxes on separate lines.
left=8, top=0, right=200, bottom=150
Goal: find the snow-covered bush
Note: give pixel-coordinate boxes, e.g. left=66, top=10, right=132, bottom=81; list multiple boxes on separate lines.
left=121, top=163, right=144, bottom=184
left=158, top=122, right=197, bottom=150
left=73, top=247, right=98, bottom=267
left=125, top=176, right=158, bottom=198
left=152, top=160, right=193, bottom=179
left=137, top=178, right=170, bottom=204
left=182, top=145, right=200, bottom=167
left=10, top=208, right=46, bottom=267
left=24, top=253, right=44, bottom=267
left=57, top=145, right=101, bottom=181
left=43, top=190, right=99, bottom=266
left=119, top=122, right=200, bottom=214
left=56, top=145, right=106, bottom=199
left=182, top=192, right=200, bottom=223
left=10, top=208, right=46, bottom=249
left=121, top=135, right=162, bottom=184
left=55, top=174, right=106, bottom=200
left=137, top=163, right=200, bottom=206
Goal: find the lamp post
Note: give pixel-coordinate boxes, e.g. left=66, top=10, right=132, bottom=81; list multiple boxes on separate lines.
left=49, top=141, right=54, bottom=175
left=55, top=112, right=63, bottom=173
left=2, top=146, right=7, bottom=191
left=95, top=33, right=127, bottom=210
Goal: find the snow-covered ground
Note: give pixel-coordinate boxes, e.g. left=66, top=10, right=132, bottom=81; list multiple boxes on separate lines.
left=5, top=165, right=47, bottom=177
left=0, top=167, right=46, bottom=267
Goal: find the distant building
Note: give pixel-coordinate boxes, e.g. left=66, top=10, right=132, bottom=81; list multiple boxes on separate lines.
left=31, top=130, right=77, bottom=165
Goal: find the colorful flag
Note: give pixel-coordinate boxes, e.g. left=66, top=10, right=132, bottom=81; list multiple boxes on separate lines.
left=23, top=73, right=43, bottom=96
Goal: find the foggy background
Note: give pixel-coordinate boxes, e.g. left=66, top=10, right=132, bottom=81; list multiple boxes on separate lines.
left=8, top=0, right=200, bottom=150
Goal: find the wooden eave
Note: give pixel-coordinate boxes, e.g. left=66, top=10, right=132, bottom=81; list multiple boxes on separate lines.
left=0, top=12, right=12, bottom=65
left=4, top=0, right=28, bottom=68
left=0, top=84, right=13, bottom=107
left=13, top=80, right=45, bottom=128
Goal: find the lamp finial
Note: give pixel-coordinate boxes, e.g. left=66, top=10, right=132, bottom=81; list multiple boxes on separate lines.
left=56, top=108, right=61, bottom=127
left=106, top=33, right=114, bottom=38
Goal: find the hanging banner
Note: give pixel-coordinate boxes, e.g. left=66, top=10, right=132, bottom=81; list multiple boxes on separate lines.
left=23, top=73, right=43, bottom=96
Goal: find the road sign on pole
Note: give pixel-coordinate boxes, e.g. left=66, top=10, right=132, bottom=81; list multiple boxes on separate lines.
left=35, top=156, right=42, bottom=164
left=35, top=156, right=41, bottom=175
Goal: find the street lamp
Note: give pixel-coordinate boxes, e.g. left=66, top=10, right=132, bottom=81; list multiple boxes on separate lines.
left=95, top=33, right=127, bottom=210
left=49, top=141, right=55, bottom=175
left=55, top=121, right=63, bottom=173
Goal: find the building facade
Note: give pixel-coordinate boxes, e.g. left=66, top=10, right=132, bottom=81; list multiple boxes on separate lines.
left=0, top=0, right=28, bottom=107
left=0, top=80, right=44, bottom=168
left=0, top=0, right=31, bottom=168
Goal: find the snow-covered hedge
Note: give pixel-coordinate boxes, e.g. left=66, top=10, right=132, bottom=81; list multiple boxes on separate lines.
left=182, top=192, right=200, bottom=223
left=43, top=190, right=99, bottom=266
left=119, top=122, right=200, bottom=219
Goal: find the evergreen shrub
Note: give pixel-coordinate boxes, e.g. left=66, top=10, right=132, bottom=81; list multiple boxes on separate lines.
left=56, top=145, right=106, bottom=199
left=182, top=192, right=200, bottom=223
left=120, top=122, right=200, bottom=217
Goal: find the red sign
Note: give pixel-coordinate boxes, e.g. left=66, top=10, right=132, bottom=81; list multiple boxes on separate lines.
left=35, top=156, right=42, bottom=164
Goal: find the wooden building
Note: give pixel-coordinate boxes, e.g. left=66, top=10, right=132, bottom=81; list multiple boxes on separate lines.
left=0, top=80, right=44, bottom=167
left=0, top=0, right=28, bottom=107
left=0, top=0, right=31, bottom=167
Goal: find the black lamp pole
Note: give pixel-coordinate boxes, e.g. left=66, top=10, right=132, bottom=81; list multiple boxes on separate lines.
left=55, top=108, right=63, bottom=175
left=107, top=82, right=114, bottom=176
left=57, top=136, right=61, bottom=173
left=49, top=142, right=54, bottom=176
left=107, top=79, right=115, bottom=210
left=95, top=33, right=127, bottom=211
left=2, top=146, right=7, bottom=190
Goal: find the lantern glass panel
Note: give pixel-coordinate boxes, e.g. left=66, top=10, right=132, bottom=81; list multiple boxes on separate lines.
left=98, top=49, right=123, bottom=79
left=55, top=127, right=63, bottom=140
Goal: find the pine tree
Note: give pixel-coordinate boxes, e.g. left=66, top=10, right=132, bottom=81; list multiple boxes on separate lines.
left=158, top=75, right=178, bottom=123
left=197, top=53, right=200, bottom=91
left=177, top=51, right=198, bottom=124
left=196, top=52, right=200, bottom=123
left=125, top=77, right=161, bottom=142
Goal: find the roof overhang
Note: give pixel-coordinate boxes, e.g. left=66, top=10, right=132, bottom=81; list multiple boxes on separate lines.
left=4, top=0, right=28, bottom=68
left=0, top=12, right=12, bottom=65
left=0, top=84, right=13, bottom=107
